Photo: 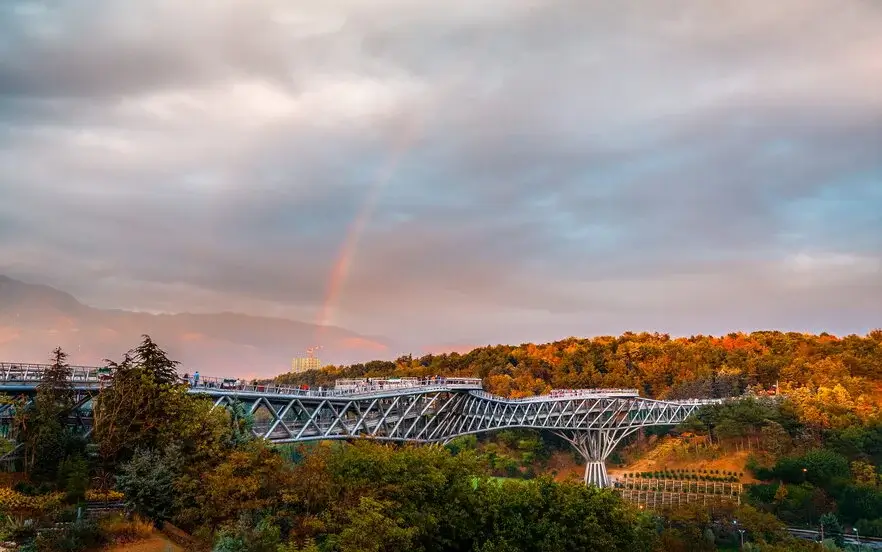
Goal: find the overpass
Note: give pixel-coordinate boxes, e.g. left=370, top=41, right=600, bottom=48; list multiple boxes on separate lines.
left=0, top=362, right=722, bottom=487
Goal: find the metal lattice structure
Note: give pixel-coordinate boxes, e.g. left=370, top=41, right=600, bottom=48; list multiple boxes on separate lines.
left=0, top=363, right=723, bottom=487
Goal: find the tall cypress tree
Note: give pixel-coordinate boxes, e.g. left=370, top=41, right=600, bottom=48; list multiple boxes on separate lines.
left=93, top=337, right=183, bottom=465
left=133, top=335, right=181, bottom=386
left=15, top=347, right=76, bottom=479
left=37, top=346, right=74, bottom=412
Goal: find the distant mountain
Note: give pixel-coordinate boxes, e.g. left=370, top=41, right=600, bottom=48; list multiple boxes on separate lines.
left=0, top=275, right=391, bottom=378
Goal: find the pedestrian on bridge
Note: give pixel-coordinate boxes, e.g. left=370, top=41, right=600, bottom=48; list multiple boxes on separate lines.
left=193, top=371, right=200, bottom=387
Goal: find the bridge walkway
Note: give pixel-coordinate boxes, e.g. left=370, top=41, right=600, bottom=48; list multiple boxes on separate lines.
left=0, top=362, right=724, bottom=487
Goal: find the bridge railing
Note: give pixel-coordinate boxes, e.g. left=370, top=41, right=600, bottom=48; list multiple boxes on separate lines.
left=190, top=376, right=483, bottom=398
left=0, top=363, right=105, bottom=383
left=548, top=388, right=640, bottom=398
left=663, top=398, right=726, bottom=405
left=469, top=388, right=641, bottom=403
left=0, top=363, right=730, bottom=406
left=335, top=377, right=483, bottom=391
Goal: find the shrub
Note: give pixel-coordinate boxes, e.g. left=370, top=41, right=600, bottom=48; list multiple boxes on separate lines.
left=85, top=489, right=124, bottom=502
left=99, top=514, right=153, bottom=544
left=115, top=448, right=179, bottom=523
left=14, top=482, right=37, bottom=495
left=33, top=519, right=101, bottom=552
left=0, top=488, right=64, bottom=513
left=58, top=456, right=88, bottom=504
left=0, top=515, right=37, bottom=543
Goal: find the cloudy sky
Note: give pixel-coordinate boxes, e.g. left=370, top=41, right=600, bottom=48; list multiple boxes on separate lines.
left=1, top=0, right=881, bottom=358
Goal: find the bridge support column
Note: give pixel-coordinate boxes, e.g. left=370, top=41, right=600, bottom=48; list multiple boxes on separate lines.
left=584, top=461, right=609, bottom=488
left=554, top=428, right=638, bottom=488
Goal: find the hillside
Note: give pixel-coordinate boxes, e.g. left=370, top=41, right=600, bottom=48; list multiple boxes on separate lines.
left=276, top=330, right=882, bottom=400
left=0, top=275, right=390, bottom=377
left=8, top=330, right=873, bottom=551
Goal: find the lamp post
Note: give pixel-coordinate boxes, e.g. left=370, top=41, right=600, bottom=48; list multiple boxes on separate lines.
left=853, top=527, right=862, bottom=551
left=733, top=520, right=745, bottom=549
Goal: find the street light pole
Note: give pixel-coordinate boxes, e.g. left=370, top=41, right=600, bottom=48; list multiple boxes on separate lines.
left=733, top=520, right=745, bottom=549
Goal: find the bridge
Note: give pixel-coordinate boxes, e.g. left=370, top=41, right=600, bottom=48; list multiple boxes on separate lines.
left=0, top=362, right=723, bottom=487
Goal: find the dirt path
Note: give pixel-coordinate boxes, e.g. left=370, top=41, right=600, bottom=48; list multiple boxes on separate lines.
left=101, top=535, right=184, bottom=552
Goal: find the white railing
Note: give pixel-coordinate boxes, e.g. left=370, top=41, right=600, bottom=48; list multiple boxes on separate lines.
left=335, top=377, right=482, bottom=391
left=664, top=398, right=725, bottom=405
left=469, top=388, right=642, bottom=403
left=0, top=362, right=728, bottom=405
left=548, top=388, right=640, bottom=398
left=186, top=375, right=483, bottom=398
left=0, top=363, right=106, bottom=383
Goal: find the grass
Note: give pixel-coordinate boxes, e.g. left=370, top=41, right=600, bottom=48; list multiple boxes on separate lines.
left=98, top=514, right=154, bottom=545
left=95, top=515, right=185, bottom=551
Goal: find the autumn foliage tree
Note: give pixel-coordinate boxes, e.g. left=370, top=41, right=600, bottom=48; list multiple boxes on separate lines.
left=276, top=330, right=882, bottom=401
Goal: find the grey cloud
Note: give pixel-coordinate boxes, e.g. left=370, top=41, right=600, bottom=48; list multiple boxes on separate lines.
left=1, top=0, right=881, bottom=356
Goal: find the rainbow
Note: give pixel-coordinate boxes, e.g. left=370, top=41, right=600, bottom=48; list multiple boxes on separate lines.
left=316, top=120, right=421, bottom=343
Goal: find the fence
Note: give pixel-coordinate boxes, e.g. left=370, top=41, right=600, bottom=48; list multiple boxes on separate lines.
left=614, top=477, right=743, bottom=509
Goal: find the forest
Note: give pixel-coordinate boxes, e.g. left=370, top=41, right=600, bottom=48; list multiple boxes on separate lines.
left=0, top=330, right=880, bottom=550
left=276, top=330, right=882, bottom=549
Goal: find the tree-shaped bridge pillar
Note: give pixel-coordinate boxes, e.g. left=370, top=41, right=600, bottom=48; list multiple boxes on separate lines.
left=554, top=428, right=638, bottom=487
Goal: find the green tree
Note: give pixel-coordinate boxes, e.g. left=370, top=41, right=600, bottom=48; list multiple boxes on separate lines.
left=225, top=399, right=254, bottom=447
left=93, top=339, right=187, bottom=465
left=92, top=354, right=163, bottom=465
left=213, top=515, right=282, bottom=552
left=37, top=347, right=74, bottom=411
left=473, top=477, right=656, bottom=552
left=819, top=512, right=843, bottom=547
left=116, top=447, right=180, bottom=523
left=773, top=483, right=788, bottom=504
left=761, top=422, right=791, bottom=457
left=333, top=496, right=417, bottom=552
left=186, top=441, right=296, bottom=532
left=133, top=334, right=181, bottom=386
left=58, top=454, right=89, bottom=503
left=852, top=460, right=878, bottom=487
left=15, top=347, right=78, bottom=480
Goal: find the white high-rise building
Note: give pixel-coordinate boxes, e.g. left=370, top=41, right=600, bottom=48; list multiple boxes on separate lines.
left=291, top=356, right=322, bottom=373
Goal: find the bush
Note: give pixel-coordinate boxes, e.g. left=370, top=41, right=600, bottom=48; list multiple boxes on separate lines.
left=774, top=449, right=849, bottom=486
left=58, top=456, right=88, bottom=504
left=115, top=448, right=179, bottom=522
left=213, top=515, right=282, bottom=552
left=0, top=488, right=64, bottom=513
left=0, top=515, right=37, bottom=543
left=33, top=519, right=101, bottom=552
left=99, top=514, right=153, bottom=544
left=14, top=482, right=37, bottom=495
left=85, top=489, right=124, bottom=502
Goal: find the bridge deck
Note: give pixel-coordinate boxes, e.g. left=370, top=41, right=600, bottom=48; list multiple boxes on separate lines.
left=0, top=362, right=654, bottom=402
left=0, top=361, right=727, bottom=488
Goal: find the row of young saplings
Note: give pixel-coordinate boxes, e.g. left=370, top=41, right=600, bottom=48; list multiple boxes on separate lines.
left=621, top=469, right=743, bottom=482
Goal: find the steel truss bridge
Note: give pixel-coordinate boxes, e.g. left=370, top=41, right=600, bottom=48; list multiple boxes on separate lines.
left=0, top=363, right=722, bottom=487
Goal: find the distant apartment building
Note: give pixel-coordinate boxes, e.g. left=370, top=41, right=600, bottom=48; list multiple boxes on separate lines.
left=291, top=356, right=322, bottom=373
